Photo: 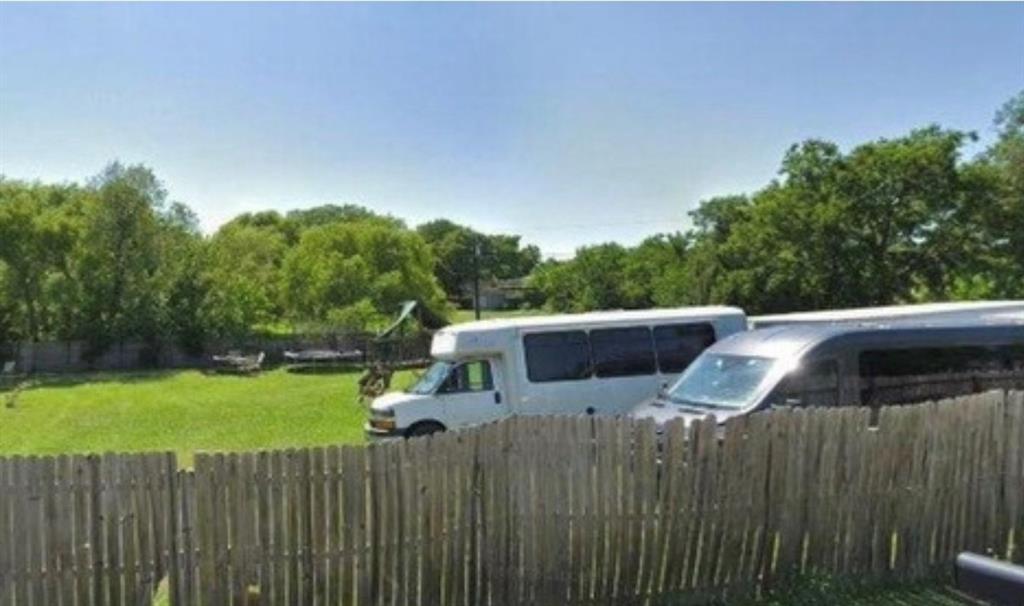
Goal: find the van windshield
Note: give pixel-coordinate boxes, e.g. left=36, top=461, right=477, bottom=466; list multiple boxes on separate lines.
left=408, top=361, right=452, bottom=395
left=665, top=353, right=777, bottom=410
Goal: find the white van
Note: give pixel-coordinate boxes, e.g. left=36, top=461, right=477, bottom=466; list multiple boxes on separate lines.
left=629, top=317, right=1024, bottom=428
left=366, top=306, right=747, bottom=438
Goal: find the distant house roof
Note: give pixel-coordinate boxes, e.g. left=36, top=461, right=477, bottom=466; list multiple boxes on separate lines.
left=464, top=277, right=531, bottom=295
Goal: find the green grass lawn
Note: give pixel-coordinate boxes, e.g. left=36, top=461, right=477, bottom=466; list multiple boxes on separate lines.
left=0, top=368, right=417, bottom=466
left=0, top=309, right=546, bottom=464
left=686, top=575, right=968, bottom=606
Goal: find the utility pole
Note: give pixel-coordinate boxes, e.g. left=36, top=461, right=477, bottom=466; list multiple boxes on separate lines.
left=473, top=240, right=482, bottom=320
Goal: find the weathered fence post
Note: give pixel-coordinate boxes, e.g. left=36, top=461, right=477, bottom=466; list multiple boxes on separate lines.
left=4, top=392, right=1024, bottom=605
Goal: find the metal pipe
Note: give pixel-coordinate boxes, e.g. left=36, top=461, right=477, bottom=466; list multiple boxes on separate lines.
left=954, top=552, right=1024, bottom=605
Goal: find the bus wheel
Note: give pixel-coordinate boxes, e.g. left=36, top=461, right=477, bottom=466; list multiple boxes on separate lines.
left=406, top=421, right=445, bottom=438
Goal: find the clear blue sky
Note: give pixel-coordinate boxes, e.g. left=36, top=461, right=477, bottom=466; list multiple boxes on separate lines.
left=1, top=2, right=1022, bottom=257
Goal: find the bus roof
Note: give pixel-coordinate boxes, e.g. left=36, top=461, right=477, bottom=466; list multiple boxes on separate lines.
left=749, top=301, right=1024, bottom=328
left=441, top=306, right=745, bottom=335
left=710, top=318, right=1024, bottom=360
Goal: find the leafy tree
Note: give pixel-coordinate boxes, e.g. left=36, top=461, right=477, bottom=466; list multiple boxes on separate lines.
left=88, top=161, right=168, bottom=211
left=3, top=90, right=1022, bottom=347
left=954, top=90, right=1024, bottom=297
left=689, top=195, right=751, bottom=243
left=162, top=237, right=209, bottom=352
left=529, top=243, right=640, bottom=312
left=527, top=260, right=578, bottom=312
left=535, top=104, right=1019, bottom=316
left=686, top=128, right=980, bottom=313
left=991, top=91, right=1024, bottom=293
left=219, top=210, right=301, bottom=245
left=416, top=219, right=477, bottom=298
left=0, top=261, right=18, bottom=346
left=572, top=242, right=639, bottom=310
left=155, top=206, right=209, bottom=351
left=840, top=127, right=970, bottom=304
left=199, top=271, right=274, bottom=340
left=416, top=219, right=540, bottom=302
left=203, top=223, right=289, bottom=337
left=71, top=170, right=165, bottom=355
left=485, top=235, right=541, bottom=282
left=324, top=298, right=381, bottom=332
left=625, top=233, right=692, bottom=307
left=286, top=204, right=405, bottom=230
left=282, top=220, right=446, bottom=331
left=0, top=180, right=82, bottom=340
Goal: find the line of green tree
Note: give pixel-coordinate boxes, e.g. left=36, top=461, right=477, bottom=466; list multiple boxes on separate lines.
left=531, top=92, right=1023, bottom=312
left=0, top=166, right=542, bottom=355
left=1, top=92, right=1020, bottom=357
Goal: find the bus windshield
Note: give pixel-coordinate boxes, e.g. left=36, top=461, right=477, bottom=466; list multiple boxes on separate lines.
left=665, top=353, right=778, bottom=410
left=407, top=361, right=452, bottom=395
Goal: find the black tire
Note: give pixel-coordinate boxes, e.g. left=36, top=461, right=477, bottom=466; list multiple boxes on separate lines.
left=406, top=421, right=445, bottom=439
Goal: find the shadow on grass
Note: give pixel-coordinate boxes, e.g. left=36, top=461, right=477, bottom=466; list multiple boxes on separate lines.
left=11, top=369, right=191, bottom=391
left=284, top=364, right=363, bottom=376
left=655, top=573, right=961, bottom=606
left=6, top=365, right=370, bottom=392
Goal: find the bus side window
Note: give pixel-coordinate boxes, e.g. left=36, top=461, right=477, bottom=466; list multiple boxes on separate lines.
left=524, top=331, right=592, bottom=383
left=590, top=327, right=656, bottom=378
left=771, top=359, right=840, bottom=408
left=653, top=323, right=716, bottom=373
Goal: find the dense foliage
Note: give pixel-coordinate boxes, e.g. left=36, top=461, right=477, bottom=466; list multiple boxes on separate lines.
left=532, top=92, right=1024, bottom=313
left=0, top=173, right=454, bottom=352
left=1, top=93, right=1021, bottom=352
left=416, top=219, right=541, bottom=305
left=0, top=168, right=537, bottom=352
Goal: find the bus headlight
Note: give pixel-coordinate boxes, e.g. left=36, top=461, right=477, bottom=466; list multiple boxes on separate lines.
left=370, top=417, right=396, bottom=431
left=370, top=407, right=396, bottom=430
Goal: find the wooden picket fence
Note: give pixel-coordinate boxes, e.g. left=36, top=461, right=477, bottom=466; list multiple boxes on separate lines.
left=0, top=453, right=178, bottom=606
left=2, top=391, right=1023, bottom=605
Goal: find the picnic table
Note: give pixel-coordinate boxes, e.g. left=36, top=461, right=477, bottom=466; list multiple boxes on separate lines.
left=209, top=351, right=265, bottom=374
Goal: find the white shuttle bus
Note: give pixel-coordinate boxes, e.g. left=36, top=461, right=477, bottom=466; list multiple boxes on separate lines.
left=366, top=306, right=747, bottom=438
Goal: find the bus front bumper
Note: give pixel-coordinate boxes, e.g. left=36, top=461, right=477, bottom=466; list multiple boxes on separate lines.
left=364, top=422, right=403, bottom=441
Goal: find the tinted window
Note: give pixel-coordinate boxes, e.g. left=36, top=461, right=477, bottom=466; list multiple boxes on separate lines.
left=771, top=359, right=840, bottom=408
left=440, top=360, right=493, bottom=393
left=859, top=345, right=1024, bottom=378
left=859, top=343, right=1024, bottom=407
left=653, top=323, right=717, bottom=373
left=524, top=331, right=592, bottom=382
left=590, top=327, right=656, bottom=378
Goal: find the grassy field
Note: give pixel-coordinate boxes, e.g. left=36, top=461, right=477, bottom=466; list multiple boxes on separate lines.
left=745, top=582, right=967, bottom=606
left=0, top=368, right=416, bottom=465
left=689, top=576, right=968, bottom=606
left=149, top=571, right=964, bottom=606
left=0, top=307, right=541, bottom=463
